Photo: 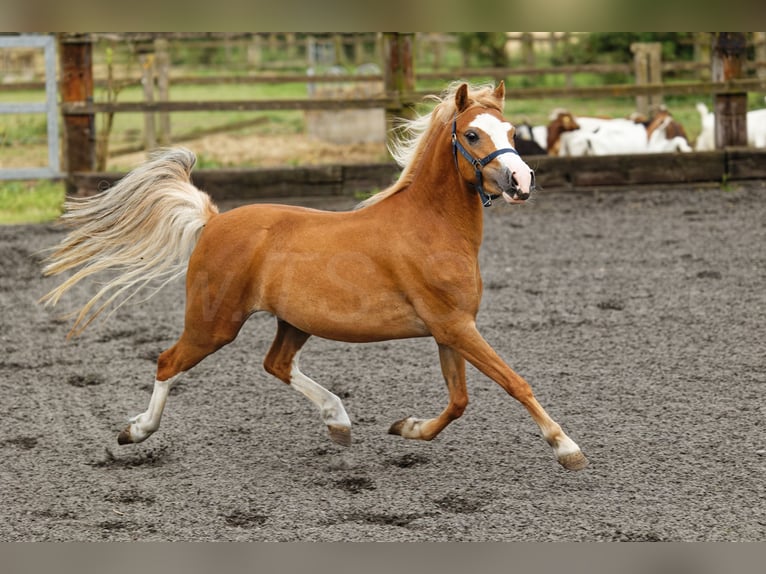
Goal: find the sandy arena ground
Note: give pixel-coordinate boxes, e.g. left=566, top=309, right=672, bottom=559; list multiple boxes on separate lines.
left=1, top=181, right=764, bottom=541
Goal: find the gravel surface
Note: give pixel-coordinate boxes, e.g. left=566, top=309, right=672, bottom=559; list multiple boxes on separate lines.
left=1, top=182, right=764, bottom=541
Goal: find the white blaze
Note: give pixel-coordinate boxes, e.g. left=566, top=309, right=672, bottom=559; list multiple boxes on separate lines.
left=469, top=113, right=533, bottom=195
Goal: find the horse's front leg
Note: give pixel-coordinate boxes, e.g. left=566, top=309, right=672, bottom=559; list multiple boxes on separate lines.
left=263, top=319, right=352, bottom=446
left=446, top=322, right=589, bottom=471
left=389, top=343, right=468, bottom=440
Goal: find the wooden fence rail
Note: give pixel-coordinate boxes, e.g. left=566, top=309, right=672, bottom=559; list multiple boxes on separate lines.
left=61, top=96, right=395, bottom=114
left=59, top=78, right=766, bottom=117
left=71, top=149, right=766, bottom=199
left=6, top=61, right=766, bottom=93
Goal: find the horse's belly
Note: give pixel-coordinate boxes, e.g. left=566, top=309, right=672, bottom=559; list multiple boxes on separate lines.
left=265, top=288, right=430, bottom=343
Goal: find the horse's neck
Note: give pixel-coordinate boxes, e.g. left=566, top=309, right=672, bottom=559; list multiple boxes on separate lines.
left=393, top=140, right=485, bottom=251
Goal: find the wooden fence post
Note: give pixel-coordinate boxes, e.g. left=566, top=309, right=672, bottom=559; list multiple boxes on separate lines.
left=711, top=32, right=748, bottom=148
left=382, top=32, right=415, bottom=156
left=155, top=37, right=171, bottom=145
left=382, top=32, right=415, bottom=144
left=521, top=33, right=535, bottom=67
left=59, top=33, right=95, bottom=196
left=352, top=34, right=365, bottom=66
left=647, top=43, right=662, bottom=111
left=562, top=33, right=574, bottom=88
left=248, top=34, right=263, bottom=68
left=333, top=34, right=347, bottom=66
left=137, top=43, right=157, bottom=151
left=285, top=33, right=298, bottom=62
left=631, top=42, right=663, bottom=116
left=694, top=33, right=711, bottom=81
left=753, top=32, right=766, bottom=80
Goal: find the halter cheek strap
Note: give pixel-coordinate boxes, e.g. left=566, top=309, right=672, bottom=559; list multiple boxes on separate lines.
left=451, top=116, right=519, bottom=207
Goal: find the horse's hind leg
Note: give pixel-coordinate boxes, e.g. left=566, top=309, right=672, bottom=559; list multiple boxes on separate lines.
left=389, top=344, right=468, bottom=440
left=263, top=319, right=352, bottom=446
left=117, top=325, right=243, bottom=445
left=117, top=270, right=248, bottom=445
left=117, top=372, right=180, bottom=445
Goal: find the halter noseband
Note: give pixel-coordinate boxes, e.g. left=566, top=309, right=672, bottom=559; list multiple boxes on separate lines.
left=451, top=114, right=520, bottom=207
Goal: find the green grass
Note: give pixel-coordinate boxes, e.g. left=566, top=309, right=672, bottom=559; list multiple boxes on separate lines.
left=0, top=180, right=65, bottom=225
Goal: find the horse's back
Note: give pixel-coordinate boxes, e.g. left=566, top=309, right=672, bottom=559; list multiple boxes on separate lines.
left=194, top=203, right=347, bottom=259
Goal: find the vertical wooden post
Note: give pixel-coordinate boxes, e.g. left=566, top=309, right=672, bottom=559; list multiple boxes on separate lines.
left=631, top=42, right=663, bottom=116
left=521, top=33, right=535, bottom=67
left=711, top=32, right=748, bottom=148
left=548, top=32, right=558, bottom=54
left=155, top=38, right=171, bottom=146
left=248, top=34, right=263, bottom=68
left=382, top=33, right=415, bottom=156
left=59, top=34, right=95, bottom=196
left=305, top=35, right=316, bottom=68
left=631, top=43, right=649, bottom=116
left=138, top=45, right=157, bottom=151
left=695, top=32, right=711, bottom=80
left=353, top=34, right=365, bottom=65
left=285, top=33, right=297, bottom=62
left=432, top=34, right=444, bottom=70
left=753, top=32, right=766, bottom=80
left=374, top=33, right=383, bottom=66
left=333, top=34, right=346, bottom=66
left=563, top=33, right=574, bottom=88
left=382, top=33, right=415, bottom=115
left=647, top=43, right=663, bottom=112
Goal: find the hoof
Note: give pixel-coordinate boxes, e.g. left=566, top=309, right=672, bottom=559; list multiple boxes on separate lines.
left=388, top=417, right=427, bottom=439
left=328, top=424, right=351, bottom=447
left=388, top=418, right=407, bottom=436
left=558, top=450, right=589, bottom=471
left=117, top=427, right=133, bottom=445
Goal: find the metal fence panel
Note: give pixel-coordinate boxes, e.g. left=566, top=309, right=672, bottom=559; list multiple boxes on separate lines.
left=0, top=34, right=61, bottom=180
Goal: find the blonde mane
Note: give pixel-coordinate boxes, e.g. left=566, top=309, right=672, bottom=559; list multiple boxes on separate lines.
left=357, top=82, right=504, bottom=209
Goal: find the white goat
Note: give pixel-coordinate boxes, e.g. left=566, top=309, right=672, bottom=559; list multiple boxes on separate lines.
left=648, top=115, right=693, bottom=152
left=549, top=109, right=690, bottom=156
left=558, top=118, right=649, bottom=156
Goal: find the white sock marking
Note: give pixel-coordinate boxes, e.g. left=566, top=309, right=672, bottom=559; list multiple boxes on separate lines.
left=553, top=435, right=581, bottom=458
left=128, top=374, right=181, bottom=442
left=289, top=352, right=351, bottom=430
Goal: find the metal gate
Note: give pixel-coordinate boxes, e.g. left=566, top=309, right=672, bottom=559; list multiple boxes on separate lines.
left=0, top=34, right=61, bottom=180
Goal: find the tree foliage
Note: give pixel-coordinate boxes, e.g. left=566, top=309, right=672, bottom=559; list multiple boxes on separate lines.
left=457, top=33, right=509, bottom=67
left=553, top=33, right=697, bottom=65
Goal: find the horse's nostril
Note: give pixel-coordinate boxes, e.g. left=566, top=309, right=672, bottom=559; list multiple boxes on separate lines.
left=529, top=170, right=536, bottom=191
left=510, top=172, right=519, bottom=190
left=517, top=191, right=530, bottom=200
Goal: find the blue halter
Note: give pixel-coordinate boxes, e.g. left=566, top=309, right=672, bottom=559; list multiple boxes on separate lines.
left=451, top=115, right=520, bottom=207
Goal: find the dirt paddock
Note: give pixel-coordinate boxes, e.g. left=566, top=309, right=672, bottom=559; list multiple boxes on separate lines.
left=1, top=181, right=764, bottom=541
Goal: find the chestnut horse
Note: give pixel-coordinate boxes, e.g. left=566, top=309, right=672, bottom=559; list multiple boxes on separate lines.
left=42, top=82, right=588, bottom=471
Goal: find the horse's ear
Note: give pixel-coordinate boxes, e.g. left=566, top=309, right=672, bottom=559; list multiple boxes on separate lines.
left=455, top=83, right=469, bottom=112
left=493, top=81, right=506, bottom=106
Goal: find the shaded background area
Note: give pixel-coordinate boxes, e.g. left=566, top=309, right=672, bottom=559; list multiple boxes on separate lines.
left=0, top=183, right=764, bottom=541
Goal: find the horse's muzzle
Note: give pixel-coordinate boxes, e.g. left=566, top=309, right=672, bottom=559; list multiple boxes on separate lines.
left=502, top=170, right=535, bottom=204
left=514, top=190, right=531, bottom=201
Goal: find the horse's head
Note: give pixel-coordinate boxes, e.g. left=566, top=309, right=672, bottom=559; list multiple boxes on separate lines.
left=452, top=82, right=535, bottom=206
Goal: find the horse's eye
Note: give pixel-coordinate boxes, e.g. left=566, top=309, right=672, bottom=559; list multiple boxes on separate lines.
left=465, top=131, right=479, bottom=144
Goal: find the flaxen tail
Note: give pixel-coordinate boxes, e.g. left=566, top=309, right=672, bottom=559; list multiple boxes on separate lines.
left=41, top=147, right=218, bottom=337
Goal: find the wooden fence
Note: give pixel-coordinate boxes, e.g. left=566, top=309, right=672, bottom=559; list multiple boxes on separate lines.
left=20, top=33, right=766, bottom=196
left=72, top=149, right=766, bottom=201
